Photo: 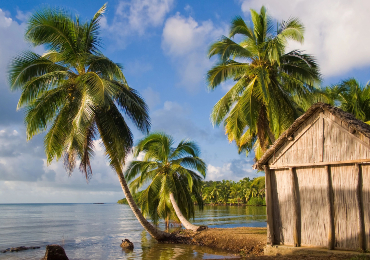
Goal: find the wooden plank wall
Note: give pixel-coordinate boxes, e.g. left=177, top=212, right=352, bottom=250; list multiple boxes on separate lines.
left=267, top=110, right=370, bottom=250
left=331, top=164, right=360, bottom=250
left=270, top=164, right=369, bottom=250
left=361, top=165, right=370, bottom=249
left=269, top=111, right=322, bottom=167
left=323, top=114, right=370, bottom=162
left=271, top=168, right=294, bottom=245
left=270, top=110, right=370, bottom=168
left=295, top=166, right=329, bottom=247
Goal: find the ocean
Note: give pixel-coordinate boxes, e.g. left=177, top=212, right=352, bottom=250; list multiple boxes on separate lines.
left=0, top=204, right=266, bottom=259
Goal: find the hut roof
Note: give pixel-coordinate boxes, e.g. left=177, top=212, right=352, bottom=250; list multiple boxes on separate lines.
left=253, top=102, right=370, bottom=170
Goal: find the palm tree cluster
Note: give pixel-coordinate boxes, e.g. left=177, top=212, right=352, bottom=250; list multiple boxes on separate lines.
left=201, top=177, right=265, bottom=206
left=322, top=78, right=370, bottom=124
left=9, top=2, right=370, bottom=243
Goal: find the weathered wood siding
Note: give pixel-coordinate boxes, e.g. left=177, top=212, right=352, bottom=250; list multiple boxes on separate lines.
left=271, top=166, right=329, bottom=247
left=268, top=111, right=322, bottom=166
left=269, top=111, right=370, bottom=167
left=361, top=165, right=370, bottom=249
left=271, top=168, right=294, bottom=245
left=266, top=109, right=370, bottom=250
left=296, top=166, right=329, bottom=247
left=331, top=164, right=360, bottom=250
left=323, top=111, right=370, bottom=162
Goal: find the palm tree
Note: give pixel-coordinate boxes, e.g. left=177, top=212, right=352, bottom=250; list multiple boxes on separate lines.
left=207, top=6, right=321, bottom=159
left=8, top=4, right=172, bottom=241
left=125, top=132, right=207, bottom=232
left=218, top=180, right=231, bottom=204
left=230, top=183, right=243, bottom=205
left=324, top=78, right=370, bottom=123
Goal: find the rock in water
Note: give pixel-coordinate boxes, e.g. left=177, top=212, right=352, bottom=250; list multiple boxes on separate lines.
left=120, top=239, right=134, bottom=250
left=42, top=245, right=69, bottom=260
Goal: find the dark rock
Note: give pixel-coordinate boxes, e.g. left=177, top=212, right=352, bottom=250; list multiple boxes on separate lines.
left=196, top=226, right=208, bottom=231
left=1, top=246, right=40, bottom=253
left=42, top=245, right=68, bottom=260
left=120, top=239, right=134, bottom=250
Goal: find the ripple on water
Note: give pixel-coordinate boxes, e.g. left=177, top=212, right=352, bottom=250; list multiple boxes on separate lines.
left=0, top=204, right=266, bottom=260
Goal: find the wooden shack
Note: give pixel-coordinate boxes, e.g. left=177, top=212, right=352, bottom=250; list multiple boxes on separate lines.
left=253, top=102, right=370, bottom=251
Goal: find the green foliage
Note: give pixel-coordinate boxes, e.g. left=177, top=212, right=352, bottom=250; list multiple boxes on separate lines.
left=323, top=78, right=370, bottom=124
left=246, top=197, right=266, bottom=206
left=8, top=4, right=150, bottom=179
left=207, top=6, right=321, bottom=160
left=201, top=177, right=265, bottom=205
left=117, top=191, right=142, bottom=204
left=124, top=132, right=206, bottom=224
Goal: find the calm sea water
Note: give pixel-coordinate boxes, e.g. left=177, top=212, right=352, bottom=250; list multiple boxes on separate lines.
left=0, top=204, right=266, bottom=260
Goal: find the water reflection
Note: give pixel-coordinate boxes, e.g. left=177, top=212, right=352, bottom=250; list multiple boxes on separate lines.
left=123, top=230, right=237, bottom=260
left=194, top=205, right=266, bottom=228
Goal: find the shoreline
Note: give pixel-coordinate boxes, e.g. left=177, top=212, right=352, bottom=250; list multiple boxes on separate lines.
left=176, top=227, right=369, bottom=259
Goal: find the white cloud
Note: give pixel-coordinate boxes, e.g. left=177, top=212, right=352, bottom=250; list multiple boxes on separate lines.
left=162, top=13, right=226, bottom=92
left=241, top=0, right=370, bottom=77
left=15, top=9, right=31, bottom=22
left=0, top=9, right=44, bottom=126
left=102, top=0, right=174, bottom=48
left=0, top=126, right=141, bottom=203
left=206, top=158, right=259, bottom=181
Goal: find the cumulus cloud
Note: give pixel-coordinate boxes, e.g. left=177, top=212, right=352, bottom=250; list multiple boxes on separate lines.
left=102, top=0, right=174, bottom=48
left=206, top=158, right=260, bottom=181
left=241, top=0, right=370, bottom=77
left=0, top=9, right=35, bottom=126
left=0, top=126, right=143, bottom=203
left=162, top=13, right=226, bottom=92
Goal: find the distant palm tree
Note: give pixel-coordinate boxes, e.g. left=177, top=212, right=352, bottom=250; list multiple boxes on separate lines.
left=207, top=6, right=321, bottom=159
left=219, top=180, right=231, bottom=204
left=125, top=132, right=207, bottom=232
left=230, top=183, right=243, bottom=205
left=324, top=78, right=370, bottom=123
left=8, top=4, right=172, bottom=241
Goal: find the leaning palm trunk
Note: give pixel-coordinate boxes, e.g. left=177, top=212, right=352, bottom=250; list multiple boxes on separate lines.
left=117, top=171, right=173, bottom=241
left=169, top=193, right=206, bottom=232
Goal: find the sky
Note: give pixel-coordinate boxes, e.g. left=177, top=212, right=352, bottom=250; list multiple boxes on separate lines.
left=0, top=0, right=370, bottom=203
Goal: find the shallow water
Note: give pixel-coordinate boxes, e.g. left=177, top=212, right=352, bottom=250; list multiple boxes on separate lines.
left=0, top=204, right=266, bottom=259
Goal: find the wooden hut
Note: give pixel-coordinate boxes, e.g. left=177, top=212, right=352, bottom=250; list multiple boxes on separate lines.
left=253, top=102, right=370, bottom=251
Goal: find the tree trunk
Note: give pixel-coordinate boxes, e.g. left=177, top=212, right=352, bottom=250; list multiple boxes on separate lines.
left=116, top=170, right=173, bottom=241
left=169, top=193, right=206, bottom=232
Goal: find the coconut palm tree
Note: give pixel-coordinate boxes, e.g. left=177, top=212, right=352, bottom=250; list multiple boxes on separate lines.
left=207, top=6, right=321, bottom=159
left=324, top=78, right=370, bottom=124
left=230, top=183, right=243, bottom=205
left=125, top=132, right=207, bottom=232
left=8, top=4, right=172, bottom=241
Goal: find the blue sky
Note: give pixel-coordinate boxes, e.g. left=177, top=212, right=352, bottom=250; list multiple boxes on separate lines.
left=0, top=0, right=370, bottom=203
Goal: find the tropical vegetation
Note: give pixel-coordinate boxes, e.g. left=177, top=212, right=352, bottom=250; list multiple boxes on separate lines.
left=124, top=132, right=207, bottom=231
left=207, top=6, right=321, bottom=160
left=119, top=176, right=266, bottom=208
left=8, top=4, right=173, bottom=241
left=322, top=78, right=370, bottom=124
left=201, top=177, right=265, bottom=206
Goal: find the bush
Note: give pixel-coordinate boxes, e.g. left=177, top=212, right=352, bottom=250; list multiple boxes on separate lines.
left=247, top=197, right=266, bottom=206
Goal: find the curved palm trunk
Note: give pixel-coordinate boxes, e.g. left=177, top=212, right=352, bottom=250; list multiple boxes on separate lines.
left=116, top=170, right=173, bottom=241
left=169, top=193, right=206, bottom=232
